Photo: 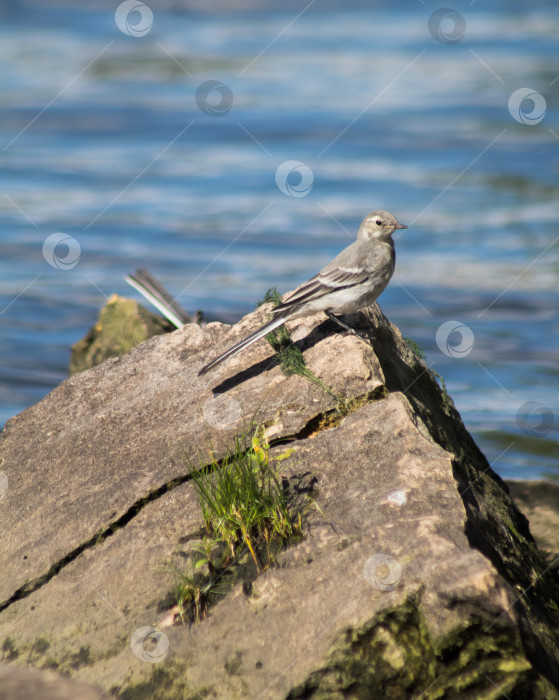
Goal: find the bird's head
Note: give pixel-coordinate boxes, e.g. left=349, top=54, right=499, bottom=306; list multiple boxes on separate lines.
left=358, top=210, right=407, bottom=242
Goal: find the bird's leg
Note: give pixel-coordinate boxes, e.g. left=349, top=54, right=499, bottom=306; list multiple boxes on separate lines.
left=325, top=311, right=372, bottom=341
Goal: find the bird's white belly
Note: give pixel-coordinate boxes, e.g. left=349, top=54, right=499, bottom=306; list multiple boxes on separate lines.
left=328, top=279, right=389, bottom=314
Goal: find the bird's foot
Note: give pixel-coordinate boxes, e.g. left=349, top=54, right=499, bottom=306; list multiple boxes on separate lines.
left=348, top=326, right=375, bottom=341
left=355, top=328, right=375, bottom=341
left=325, top=312, right=374, bottom=341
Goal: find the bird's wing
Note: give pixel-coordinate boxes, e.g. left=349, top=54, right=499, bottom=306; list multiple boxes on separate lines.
left=273, top=243, right=372, bottom=313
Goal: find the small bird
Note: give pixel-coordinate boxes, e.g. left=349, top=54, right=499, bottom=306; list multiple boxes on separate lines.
left=199, top=210, right=407, bottom=376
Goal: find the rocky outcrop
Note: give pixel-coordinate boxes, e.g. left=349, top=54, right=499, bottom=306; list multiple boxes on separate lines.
left=69, top=294, right=174, bottom=375
left=1, top=301, right=559, bottom=698
left=507, top=481, right=559, bottom=567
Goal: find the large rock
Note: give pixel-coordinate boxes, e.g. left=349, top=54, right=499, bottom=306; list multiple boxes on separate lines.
left=1, top=302, right=558, bottom=698
left=0, top=663, right=112, bottom=700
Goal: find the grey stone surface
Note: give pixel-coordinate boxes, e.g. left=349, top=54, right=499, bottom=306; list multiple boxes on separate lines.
left=1, top=301, right=558, bottom=698
left=0, top=303, right=382, bottom=606
left=0, top=662, right=112, bottom=700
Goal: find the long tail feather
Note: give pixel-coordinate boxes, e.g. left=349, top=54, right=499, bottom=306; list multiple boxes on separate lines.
left=198, top=312, right=288, bottom=375
left=125, top=269, right=191, bottom=328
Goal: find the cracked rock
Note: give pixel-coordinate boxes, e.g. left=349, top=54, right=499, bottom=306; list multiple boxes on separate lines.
left=1, top=301, right=558, bottom=698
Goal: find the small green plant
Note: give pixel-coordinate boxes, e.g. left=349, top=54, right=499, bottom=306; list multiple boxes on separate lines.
left=192, top=427, right=300, bottom=571
left=403, top=336, right=426, bottom=360
left=257, top=286, right=283, bottom=309
left=432, top=368, right=448, bottom=405
left=259, top=288, right=346, bottom=409
left=174, top=427, right=304, bottom=624
left=175, top=541, right=226, bottom=623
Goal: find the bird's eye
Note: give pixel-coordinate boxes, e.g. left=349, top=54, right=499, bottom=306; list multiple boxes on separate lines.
left=375, top=219, right=382, bottom=226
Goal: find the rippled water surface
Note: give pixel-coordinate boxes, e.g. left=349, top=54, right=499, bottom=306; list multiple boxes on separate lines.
left=1, top=0, right=558, bottom=480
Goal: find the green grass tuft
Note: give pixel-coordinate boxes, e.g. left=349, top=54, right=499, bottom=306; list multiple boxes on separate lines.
left=174, top=539, right=228, bottom=624
left=257, top=286, right=284, bottom=308
left=175, top=427, right=304, bottom=623
left=192, top=427, right=299, bottom=571
left=403, top=336, right=426, bottom=361
left=258, top=288, right=347, bottom=410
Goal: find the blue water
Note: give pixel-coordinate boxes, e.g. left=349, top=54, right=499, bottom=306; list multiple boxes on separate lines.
left=1, top=0, right=558, bottom=480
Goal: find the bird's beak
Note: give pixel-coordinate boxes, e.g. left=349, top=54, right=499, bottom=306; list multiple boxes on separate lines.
left=394, top=223, right=408, bottom=230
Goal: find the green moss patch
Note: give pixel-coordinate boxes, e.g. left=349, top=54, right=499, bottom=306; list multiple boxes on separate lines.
left=287, top=597, right=548, bottom=699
